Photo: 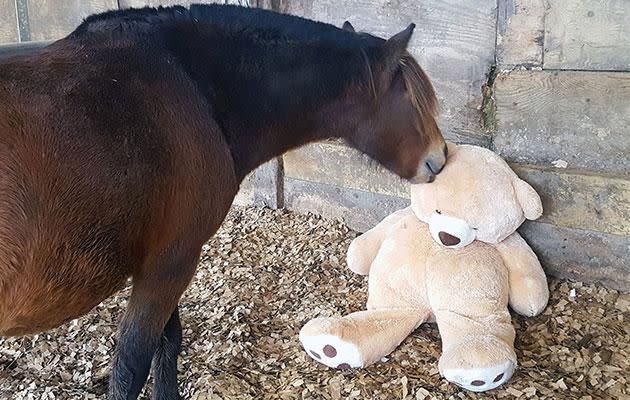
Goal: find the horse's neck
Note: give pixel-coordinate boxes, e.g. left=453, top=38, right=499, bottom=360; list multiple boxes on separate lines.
left=229, top=102, right=362, bottom=180
left=171, top=26, right=366, bottom=181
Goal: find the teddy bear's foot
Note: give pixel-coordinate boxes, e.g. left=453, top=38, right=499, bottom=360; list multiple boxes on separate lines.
left=442, top=360, right=515, bottom=392
left=300, top=329, right=364, bottom=369
left=438, top=336, right=517, bottom=392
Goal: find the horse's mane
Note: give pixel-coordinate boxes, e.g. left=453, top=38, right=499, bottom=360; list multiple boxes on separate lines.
left=70, top=4, right=438, bottom=130
left=70, top=6, right=190, bottom=37
left=399, top=53, right=439, bottom=129
left=71, top=4, right=376, bottom=50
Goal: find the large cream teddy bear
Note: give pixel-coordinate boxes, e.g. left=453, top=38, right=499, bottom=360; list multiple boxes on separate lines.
left=299, top=144, right=549, bottom=392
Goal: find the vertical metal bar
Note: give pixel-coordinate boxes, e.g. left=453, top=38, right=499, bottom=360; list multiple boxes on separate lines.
left=15, top=0, right=31, bottom=42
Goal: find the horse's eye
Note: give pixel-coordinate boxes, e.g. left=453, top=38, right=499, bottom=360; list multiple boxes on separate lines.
left=435, top=209, right=441, bottom=214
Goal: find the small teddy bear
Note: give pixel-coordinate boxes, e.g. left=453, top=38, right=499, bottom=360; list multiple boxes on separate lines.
left=299, top=143, right=549, bottom=392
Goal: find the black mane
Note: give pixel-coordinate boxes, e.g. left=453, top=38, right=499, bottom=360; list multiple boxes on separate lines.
left=71, top=4, right=382, bottom=49
left=70, top=6, right=189, bottom=37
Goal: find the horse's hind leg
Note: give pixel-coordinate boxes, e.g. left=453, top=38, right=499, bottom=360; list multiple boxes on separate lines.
left=151, top=307, right=183, bottom=400
left=108, top=247, right=198, bottom=400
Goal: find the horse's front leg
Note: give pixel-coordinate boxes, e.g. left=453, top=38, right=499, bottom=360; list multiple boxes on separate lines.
left=108, top=245, right=198, bottom=400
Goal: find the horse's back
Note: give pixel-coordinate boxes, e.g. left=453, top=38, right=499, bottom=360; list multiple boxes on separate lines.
left=0, top=39, right=237, bottom=336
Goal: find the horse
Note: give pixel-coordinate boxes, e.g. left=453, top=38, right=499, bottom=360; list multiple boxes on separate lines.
left=0, top=4, right=446, bottom=399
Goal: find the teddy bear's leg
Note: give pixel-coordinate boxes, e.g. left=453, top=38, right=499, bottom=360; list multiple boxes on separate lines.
left=427, top=258, right=517, bottom=392
left=436, top=320, right=517, bottom=392
left=299, top=308, right=428, bottom=369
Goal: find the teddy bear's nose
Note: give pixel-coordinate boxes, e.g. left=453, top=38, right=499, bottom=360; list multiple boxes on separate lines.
left=439, top=231, right=461, bottom=246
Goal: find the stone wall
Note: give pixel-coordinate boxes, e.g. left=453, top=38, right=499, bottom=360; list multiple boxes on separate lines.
left=1, top=0, right=628, bottom=290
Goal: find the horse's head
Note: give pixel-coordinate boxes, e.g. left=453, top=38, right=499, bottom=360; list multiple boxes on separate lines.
left=342, top=22, right=446, bottom=183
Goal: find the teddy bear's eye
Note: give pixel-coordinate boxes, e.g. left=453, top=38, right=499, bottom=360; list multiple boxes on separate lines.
left=435, top=209, right=442, bottom=214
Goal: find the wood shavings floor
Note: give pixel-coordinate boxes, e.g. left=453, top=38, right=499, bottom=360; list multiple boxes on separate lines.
left=0, top=207, right=628, bottom=400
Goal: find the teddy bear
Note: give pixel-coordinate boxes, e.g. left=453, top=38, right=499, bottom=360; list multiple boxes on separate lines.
left=299, top=143, right=549, bottom=392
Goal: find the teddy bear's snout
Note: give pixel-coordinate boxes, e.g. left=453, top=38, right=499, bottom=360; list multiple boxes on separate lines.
left=438, top=231, right=461, bottom=246
left=428, top=212, right=476, bottom=249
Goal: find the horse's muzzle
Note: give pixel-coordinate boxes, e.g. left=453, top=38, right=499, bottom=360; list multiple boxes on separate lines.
left=409, top=148, right=447, bottom=184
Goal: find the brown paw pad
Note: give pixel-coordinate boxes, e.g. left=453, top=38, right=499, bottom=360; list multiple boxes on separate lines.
left=493, top=373, right=504, bottom=383
left=323, top=345, right=337, bottom=358
left=337, top=363, right=351, bottom=370
left=471, top=380, right=485, bottom=387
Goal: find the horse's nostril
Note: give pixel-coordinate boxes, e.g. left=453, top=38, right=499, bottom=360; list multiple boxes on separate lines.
left=412, top=154, right=445, bottom=183
left=438, top=231, right=460, bottom=246
left=426, top=156, right=446, bottom=176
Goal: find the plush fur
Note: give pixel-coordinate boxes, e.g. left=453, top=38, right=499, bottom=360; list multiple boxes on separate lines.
left=300, top=144, right=549, bottom=392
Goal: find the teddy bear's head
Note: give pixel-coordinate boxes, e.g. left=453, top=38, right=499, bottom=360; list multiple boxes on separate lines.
left=410, top=143, right=542, bottom=249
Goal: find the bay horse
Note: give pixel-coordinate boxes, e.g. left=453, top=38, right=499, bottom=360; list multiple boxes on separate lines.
left=0, top=4, right=446, bottom=399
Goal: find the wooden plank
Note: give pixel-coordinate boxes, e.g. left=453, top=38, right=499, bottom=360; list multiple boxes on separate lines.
left=234, top=158, right=283, bottom=209
left=284, top=178, right=409, bottom=232
left=284, top=142, right=408, bottom=199
left=284, top=0, right=496, bottom=146
left=26, top=0, right=118, bottom=42
left=513, top=165, right=630, bottom=237
left=119, top=0, right=255, bottom=7
left=544, top=0, right=630, bottom=71
left=15, top=0, right=31, bottom=42
left=520, top=221, right=629, bottom=292
left=0, top=0, right=19, bottom=44
left=496, top=0, right=545, bottom=67
left=0, top=40, right=51, bottom=59
left=494, top=70, right=630, bottom=175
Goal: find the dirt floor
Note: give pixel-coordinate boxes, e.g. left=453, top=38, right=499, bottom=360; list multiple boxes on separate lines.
left=0, top=207, right=628, bottom=400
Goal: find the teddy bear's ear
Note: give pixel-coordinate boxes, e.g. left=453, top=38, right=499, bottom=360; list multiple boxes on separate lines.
left=513, top=178, right=543, bottom=220
left=445, top=141, right=458, bottom=158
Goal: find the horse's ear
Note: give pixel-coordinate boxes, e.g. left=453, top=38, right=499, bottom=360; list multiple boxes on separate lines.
left=342, top=21, right=355, bottom=32
left=383, top=23, right=415, bottom=68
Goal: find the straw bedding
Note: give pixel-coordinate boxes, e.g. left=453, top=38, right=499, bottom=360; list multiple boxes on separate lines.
left=1, top=207, right=628, bottom=400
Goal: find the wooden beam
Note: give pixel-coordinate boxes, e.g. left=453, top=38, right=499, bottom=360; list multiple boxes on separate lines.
left=0, top=40, right=52, bottom=59
left=0, top=0, right=19, bottom=44
left=284, top=142, right=408, bottom=199
left=496, top=0, right=545, bottom=67
left=544, top=0, right=630, bottom=71
left=494, top=70, right=630, bottom=175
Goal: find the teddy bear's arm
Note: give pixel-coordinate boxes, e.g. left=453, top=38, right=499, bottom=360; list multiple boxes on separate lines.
left=346, top=207, right=414, bottom=275
left=495, top=232, right=549, bottom=317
